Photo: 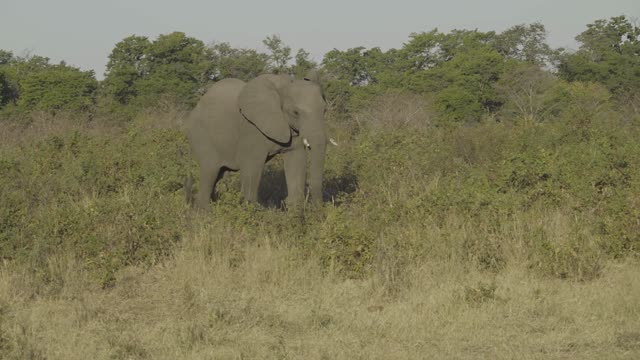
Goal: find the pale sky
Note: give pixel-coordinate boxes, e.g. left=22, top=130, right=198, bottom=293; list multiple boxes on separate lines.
left=1, top=0, right=638, bottom=79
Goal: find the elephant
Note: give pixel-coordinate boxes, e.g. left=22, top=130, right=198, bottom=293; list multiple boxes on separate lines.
left=185, top=72, right=334, bottom=210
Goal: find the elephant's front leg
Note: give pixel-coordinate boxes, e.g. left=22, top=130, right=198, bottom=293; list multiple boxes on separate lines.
left=283, top=148, right=307, bottom=208
left=240, top=154, right=267, bottom=203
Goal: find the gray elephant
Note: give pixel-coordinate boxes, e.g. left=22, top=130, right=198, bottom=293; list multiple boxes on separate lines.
left=186, top=72, right=333, bottom=209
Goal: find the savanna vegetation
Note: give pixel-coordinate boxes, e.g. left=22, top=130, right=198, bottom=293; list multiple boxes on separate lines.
left=1, top=16, right=639, bottom=359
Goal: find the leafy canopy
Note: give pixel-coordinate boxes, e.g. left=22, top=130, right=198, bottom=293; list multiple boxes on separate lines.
left=0, top=52, right=97, bottom=112
left=102, top=32, right=212, bottom=107
left=559, top=16, right=640, bottom=95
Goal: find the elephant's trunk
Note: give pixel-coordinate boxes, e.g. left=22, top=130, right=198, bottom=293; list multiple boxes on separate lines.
left=302, top=125, right=326, bottom=206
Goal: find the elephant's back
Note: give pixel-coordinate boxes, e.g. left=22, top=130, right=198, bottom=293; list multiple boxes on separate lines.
left=186, top=78, right=246, bottom=167
left=193, top=78, right=245, bottom=116
left=187, top=78, right=245, bottom=132
left=201, top=78, right=245, bottom=102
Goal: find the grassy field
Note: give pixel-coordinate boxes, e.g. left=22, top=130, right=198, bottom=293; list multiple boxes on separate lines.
left=1, top=95, right=640, bottom=359
left=2, top=220, right=639, bottom=359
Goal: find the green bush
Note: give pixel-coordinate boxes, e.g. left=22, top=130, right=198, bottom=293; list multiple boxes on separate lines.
left=0, top=118, right=192, bottom=287
left=101, top=32, right=212, bottom=109
left=340, top=102, right=640, bottom=276
left=2, top=95, right=639, bottom=285
left=17, top=65, right=97, bottom=112
left=311, top=206, right=376, bottom=277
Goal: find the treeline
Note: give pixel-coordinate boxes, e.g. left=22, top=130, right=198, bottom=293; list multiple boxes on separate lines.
left=0, top=33, right=316, bottom=118
left=0, top=16, right=638, bottom=121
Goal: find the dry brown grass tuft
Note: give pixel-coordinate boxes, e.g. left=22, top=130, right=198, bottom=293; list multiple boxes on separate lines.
left=133, top=100, right=191, bottom=132
left=1, top=215, right=639, bottom=359
left=0, top=112, right=121, bottom=149
left=0, top=101, right=189, bottom=150
left=352, top=91, right=437, bottom=131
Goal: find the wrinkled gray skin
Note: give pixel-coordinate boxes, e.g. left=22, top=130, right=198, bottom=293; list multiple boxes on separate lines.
left=186, top=73, right=328, bottom=209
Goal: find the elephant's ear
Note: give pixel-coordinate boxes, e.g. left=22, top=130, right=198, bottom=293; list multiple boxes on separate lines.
left=238, top=76, right=291, bottom=144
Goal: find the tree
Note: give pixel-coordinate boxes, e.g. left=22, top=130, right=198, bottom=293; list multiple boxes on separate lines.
left=431, top=43, right=505, bottom=122
left=321, top=46, right=398, bottom=114
left=495, top=62, right=561, bottom=122
left=1, top=52, right=96, bottom=112
left=209, top=38, right=315, bottom=80
left=102, top=32, right=213, bottom=107
left=135, top=32, right=212, bottom=106
left=559, top=16, right=640, bottom=95
left=262, top=35, right=291, bottom=74
left=320, top=29, right=512, bottom=121
left=207, top=42, right=269, bottom=81
left=17, top=64, right=97, bottom=112
left=102, top=35, right=151, bottom=104
left=438, top=29, right=496, bottom=59
left=493, top=23, right=555, bottom=65
left=0, top=71, right=8, bottom=107
left=396, top=30, right=444, bottom=72
left=322, top=47, right=391, bottom=86
left=291, top=48, right=317, bottom=79
left=6, top=54, right=51, bottom=86
left=0, top=50, right=14, bottom=107
left=0, top=50, right=12, bottom=65
left=394, top=30, right=505, bottom=121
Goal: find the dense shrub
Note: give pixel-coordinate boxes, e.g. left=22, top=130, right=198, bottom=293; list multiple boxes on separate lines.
left=320, top=99, right=640, bottom=276
left=2, top=16, right=639, bottom=285
left=0, top=116, right=192, bottom=287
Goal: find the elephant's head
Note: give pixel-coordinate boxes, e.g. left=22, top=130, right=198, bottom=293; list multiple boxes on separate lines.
left=238, top=72, right=328, bottom=204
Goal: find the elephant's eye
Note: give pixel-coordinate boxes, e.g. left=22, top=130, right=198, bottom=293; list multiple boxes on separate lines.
left=293, top=109, right=300, bottom=117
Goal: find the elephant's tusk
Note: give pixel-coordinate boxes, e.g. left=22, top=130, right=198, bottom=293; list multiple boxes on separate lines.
left=329, top=138, right=338, bottom=146
left=303, top=138, right=311, bottom=149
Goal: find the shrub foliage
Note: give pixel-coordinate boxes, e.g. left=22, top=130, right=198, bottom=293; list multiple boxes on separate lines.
left=1, top=16, right=639, bottom=286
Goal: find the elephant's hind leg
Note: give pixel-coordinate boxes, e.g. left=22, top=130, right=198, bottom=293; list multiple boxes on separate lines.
left=195, top=161, right=222, bottom=209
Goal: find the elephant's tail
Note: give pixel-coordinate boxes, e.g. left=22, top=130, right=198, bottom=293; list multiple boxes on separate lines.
left=184, top=174, right=194, bottom=206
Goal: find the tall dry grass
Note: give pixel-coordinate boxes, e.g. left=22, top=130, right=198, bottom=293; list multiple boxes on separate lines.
left=1, top=214, right=639, bottom=359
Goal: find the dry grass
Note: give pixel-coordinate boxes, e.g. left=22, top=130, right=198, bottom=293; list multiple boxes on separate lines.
left=0, top=112, right=120, bottom=150
left=351, top=91, right=437, bottom=131
left=1, top=97, right=639, bottom=359
left=0, top=104, right=188, bottom=151
left=1, top=214, right=639, bottom=359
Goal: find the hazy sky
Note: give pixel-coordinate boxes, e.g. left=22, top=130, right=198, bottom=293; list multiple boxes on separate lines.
left=1, top=0, right=638, bottom=79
